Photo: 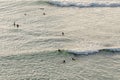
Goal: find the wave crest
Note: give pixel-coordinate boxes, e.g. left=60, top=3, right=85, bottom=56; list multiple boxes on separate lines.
left=67, top=48, right=120, bottom=55
left=48, top=1, right=120, bottom=8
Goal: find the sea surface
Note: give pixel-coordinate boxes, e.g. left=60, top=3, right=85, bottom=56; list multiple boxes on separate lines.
left=0, top=0, right=120, bottom=80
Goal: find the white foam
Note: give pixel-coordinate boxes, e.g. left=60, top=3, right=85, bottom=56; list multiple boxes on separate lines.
left=48, top=1, right=120, bottom=8
left=67, top=48, right=120, bottom=55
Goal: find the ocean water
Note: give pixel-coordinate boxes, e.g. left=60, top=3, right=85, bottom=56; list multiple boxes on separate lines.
left=0, top=0, right=120, bottom=80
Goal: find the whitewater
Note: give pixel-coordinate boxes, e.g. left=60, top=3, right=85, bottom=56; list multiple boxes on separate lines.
left=0, top=0, right=120, bottom=80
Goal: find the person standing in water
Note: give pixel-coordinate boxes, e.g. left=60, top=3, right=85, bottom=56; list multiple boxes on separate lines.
left=16, top=24, right=19, bottom=28
left=13, top=22, right=16, bottom=27
left=43, top=12, right=46, bottom=15
left=62, top=32, right=64, bottom=36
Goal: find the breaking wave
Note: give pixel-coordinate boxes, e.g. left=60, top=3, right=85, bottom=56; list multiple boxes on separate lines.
left=48, top=1, right=120, bottom=8
left=67, top=48, right=120, bottom=55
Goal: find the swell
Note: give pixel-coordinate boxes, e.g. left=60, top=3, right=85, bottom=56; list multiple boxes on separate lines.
left=47, top=1, right=120, bottom=8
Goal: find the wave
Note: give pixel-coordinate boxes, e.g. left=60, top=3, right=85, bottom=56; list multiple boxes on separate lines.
left=1, top=48, right=120, bottom=60
left=66, top=48, right=120, bottom=55
left=47, top=1, right=120, bottom=8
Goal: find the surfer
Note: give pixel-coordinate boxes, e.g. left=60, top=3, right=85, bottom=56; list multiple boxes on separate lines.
left=62, top=60, right=66, bottom=63
left=58, top=49, right=62, bottom=52
left=16, top=24, right=19, bottom=28
left=43, top=12, right=46, bottom=15
left=13, top=22, right=16, bottom=27
left=62, top=32, right=64, bottom=36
